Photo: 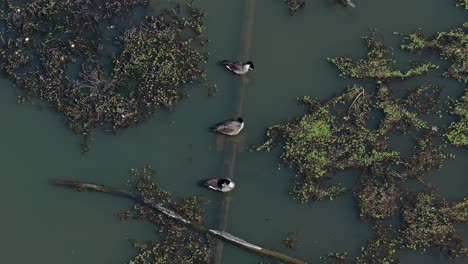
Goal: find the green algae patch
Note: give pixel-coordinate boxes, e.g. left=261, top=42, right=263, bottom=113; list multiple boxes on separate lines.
left=283, top=0, right=305, bottom=15
left=401, top=23, right=468, bottom=82
left=0, top=1, right=209, bottom=138
left=446, top=91, right=468, bottom=146
left=328, top=33, right=438, bottom=83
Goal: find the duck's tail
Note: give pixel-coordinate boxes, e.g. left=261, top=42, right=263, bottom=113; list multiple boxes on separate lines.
left=198, top=180, right=209, bottom=188
left=209, top=124, right=219, bottom=133
left=221, top=60, right=233, bottom=71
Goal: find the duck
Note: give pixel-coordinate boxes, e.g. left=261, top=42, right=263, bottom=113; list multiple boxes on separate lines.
left=204, top=178, right=236, bottom=192
left=213, top=117, right=244, bottom=136
left=222, top=60, right=254, bottom=75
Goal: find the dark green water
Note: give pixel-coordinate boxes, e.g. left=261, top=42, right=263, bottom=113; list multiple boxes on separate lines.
left=0, top=0, right=466, bottom=263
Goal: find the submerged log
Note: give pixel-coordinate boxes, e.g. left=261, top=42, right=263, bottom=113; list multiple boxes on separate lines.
left=50, top=179, right=308, bottom=264
left=213, top=0, right=258, bottom=262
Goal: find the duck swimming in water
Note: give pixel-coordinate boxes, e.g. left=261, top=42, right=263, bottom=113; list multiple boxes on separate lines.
left=213, top=117, right=244, bottom=136
left=222, top=60, right=254, bottom=75
left=204, top=178, right=236, bottom=192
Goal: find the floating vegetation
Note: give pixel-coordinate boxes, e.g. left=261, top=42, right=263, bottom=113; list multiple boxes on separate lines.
left=400, top=192, right=468, bottom=257
left=52, top=167, right=308, bottom=264
left=357, top=225, right=399, bottom=264
left=283, top=232, right=298, bottom=250
left=0, top=0, right=209, bottom=138
left=320, top=252, right=348, bottom=264
left=328, top=32, right=438, bottom=83
left=258, top=30, right=467, bottom=261
left=257, top=83, right=446, bottom=202
left=121, top=168, right=212, bottom=264
left=283, top=0, right=305, bottom=15
left=401, top=22, right=467, bottom=82
left=446, top=91, right=468, bottom=146
left=357, top=177, right=399, bottom=220
left=456, top=0, right=468, bottom=10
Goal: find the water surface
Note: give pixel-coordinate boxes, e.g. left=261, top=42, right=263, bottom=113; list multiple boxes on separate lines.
left=0, top=0, right=466, bottom=263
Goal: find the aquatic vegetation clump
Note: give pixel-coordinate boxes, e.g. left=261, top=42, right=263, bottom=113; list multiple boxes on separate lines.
left=258, top=86, right=388, bottom=201
left=405, top=85, right=443, bottom=115
left=320, top=252, right=348, bottom=264
left=121, top=167, right=213, bottom=264
left=375, top=85, right=430, bottom=133
left=357, top=225, right=399, bottom=264
left=456, top=0, right=468, bottom=10
left=283, top=232, right=298, bottom=250
left=257, top=83, right=447, bottom=202
left=283, top=0, right=305, bottom=15
left=357, top=177, right=399, bottom=220
left=260, top=27, right=466, bottom=262
left=445, top=91, right=468, bottom=146
left=401, top=23, right=468, bottom=82
left=400, top=193, right=468, bottom=257
left=328, top=33, right=438, bottom=83
left=0, top=1, right=209, bottom=137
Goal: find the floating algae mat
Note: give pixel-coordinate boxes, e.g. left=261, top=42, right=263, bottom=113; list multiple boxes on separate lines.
left=0, top=0, right=466, bottom=264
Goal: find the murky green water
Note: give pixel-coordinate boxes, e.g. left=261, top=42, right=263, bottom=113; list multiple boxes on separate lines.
left=0, top=0, right=466, bottom=263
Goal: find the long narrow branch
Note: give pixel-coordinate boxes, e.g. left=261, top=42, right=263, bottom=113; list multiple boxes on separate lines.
left=50, top=179, right=308, bottom=264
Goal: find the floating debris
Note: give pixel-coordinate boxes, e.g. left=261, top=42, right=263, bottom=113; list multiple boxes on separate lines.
left=283, top=0, right=306, bottom=15
left=338, top=0, right=356, bottom=8
left=283, top=232, right=298, bottom=250
left=119, top=167, right=212, bottom=264
left=52, top=167, right=308, bottom=264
